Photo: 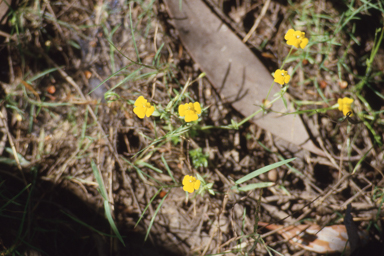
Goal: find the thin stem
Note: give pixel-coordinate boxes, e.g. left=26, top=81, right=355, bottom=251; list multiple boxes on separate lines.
left=280, top=46, right=294, bottom=69
left=264, top=46, right=295, bottom=103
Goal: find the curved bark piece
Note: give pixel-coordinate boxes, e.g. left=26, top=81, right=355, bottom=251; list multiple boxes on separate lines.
left=164, top=0, right=324, bottom=156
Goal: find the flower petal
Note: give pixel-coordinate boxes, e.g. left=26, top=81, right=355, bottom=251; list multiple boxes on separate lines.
left=179, top=104, right=186, bottom=117
left=300, top=38, right=309, bottom=49
left=183, top=175, right=191, bottom=186
left=338, top=98, right=343, bottom=111
left=146, top=105, right=155, bottom=117
left=194, top=180, right=201, bottom=190
left=135, top=96, right=146, bottom=107
left=284, top=29, right=294, bottom=41
left=183, top=184, right=194, bottom=193
left=284, top=74, right=291, bottom=83
left=185, top=111, right=198, bottom=122
left=134, top=106, right=146, bottom=119
left=193, top=102, right=201, bottom=114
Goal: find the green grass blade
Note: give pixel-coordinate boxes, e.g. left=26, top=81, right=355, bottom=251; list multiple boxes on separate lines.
left=153, top=42, right=165, bottom=67
left=60, top=210, right=115, bottom=237
left=235, top=158, right=296, bottom=184
left=103, top=200, right=125, bottom=246
left=144, top=192, right=168, bottom=241
left=78, top=108, right=88, bottom=150
left=237, top=182, right=275, bottom=192
left=129, top=4, right=141, bottom=63
left=91, top=160, right=107, bottom=200
left=352, top=145, right=374, bottom=174
left=0, top=184, right=31, bottom=211
left=88, top=65, right=129, bottom=95
left=91, top=160, right=125, bottom=246
left=135, top=188, right=162, bottom=228
left=161, top=153, right=176, bottom=183
left=137, top=161, right=163, bottom=173
left=26, top=67, right=61, bottom=82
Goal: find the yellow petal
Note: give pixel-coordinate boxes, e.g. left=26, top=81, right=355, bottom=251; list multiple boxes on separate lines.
left=183, top=183, right=194, bottom=193
left=146, top=105, right=155, bottom=117
left=287, top=38, right=300, bottom=48
left=193, top=102, right=201, bottom=114
left=300, top=38, right=309, bottom=49
left=284, top=74, right=291, bottom=84
left=284, top=29, right=294, bottom=40
left=344, top=97, right=354, bottom=104
left=179, top=104, right=186, bottom=117
left=194, top=180, right=201, bottom=190
left=134, top=106, right=146, bottom=119
left=185, top=111, right=198, bottom=122
left=183, top=175, right=191, bottom=186
left=135, top=96, right=146, bottom=107
left=273, top=70, right=284, bottom=85
left=338, top=98, right=343, bottom=111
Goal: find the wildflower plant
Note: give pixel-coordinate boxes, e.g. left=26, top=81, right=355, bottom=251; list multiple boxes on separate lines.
left=107, top=18, right=377, bottom=252
left=263, top=28, right=309, bottom=106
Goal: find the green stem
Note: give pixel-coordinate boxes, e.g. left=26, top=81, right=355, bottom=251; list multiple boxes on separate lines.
left=280, top=46, right=294, bottom=70
left=264, top=46, right=294, bottom=103
left=200, top=94, right=283, bottom=130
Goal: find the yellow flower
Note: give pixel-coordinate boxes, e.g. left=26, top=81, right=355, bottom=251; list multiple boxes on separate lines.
left=182, top=175, right=201, bottom=193
left=273, top=69, right=290, bottom=85
left=284, top=29, right=309, bottom=49
left=133, top=96, right=155, bottom=119
left=338, top=97, right=354, bottom=116
left=178, top=102, right=201, bottom=122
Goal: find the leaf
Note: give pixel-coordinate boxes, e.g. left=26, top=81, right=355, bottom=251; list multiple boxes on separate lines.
left=235, top=158, right=296, bottom=184
left=237, top=182, right=275, bottom=191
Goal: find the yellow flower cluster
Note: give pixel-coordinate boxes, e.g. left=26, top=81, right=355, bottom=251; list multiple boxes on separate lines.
left=132, top=96, right=203, bottom=193
left=182, top=175, right=201, bottom=193
left=272, top=29, right=308, bottom=86
left=338, top=97, right=354, bottom=116
left=133, top=96, right=202, bottom=122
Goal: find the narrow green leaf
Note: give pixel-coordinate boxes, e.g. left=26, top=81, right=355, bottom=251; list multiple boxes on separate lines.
left=91, top=160, right=107, bottom=200
left=237, top=182, right=275, bottom=192
left=161, top=154, right=176, bottom=183
left=135, top=188, right=162, bottom=228
left=144, top=192, right=168, bottom=241
left=104, top=200, right=125, bottom=246
left=235, top=158, right=296, bottom=184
